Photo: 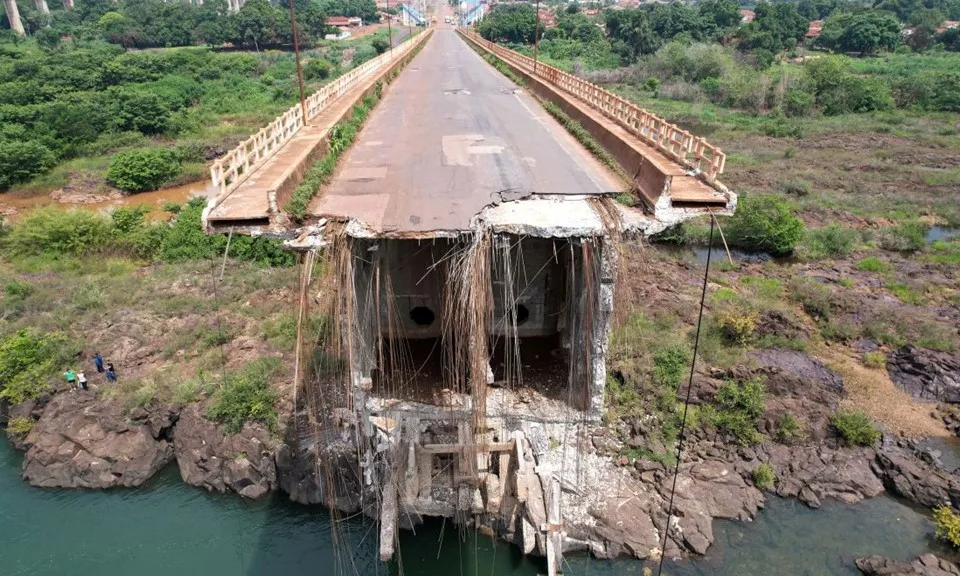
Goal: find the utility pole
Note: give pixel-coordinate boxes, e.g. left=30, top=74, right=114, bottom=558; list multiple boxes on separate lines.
left=287, top=0, right=308, bottom=125
left=387, top=0, right=394, bottom=55
left=532, top=0, right=541, bottom=74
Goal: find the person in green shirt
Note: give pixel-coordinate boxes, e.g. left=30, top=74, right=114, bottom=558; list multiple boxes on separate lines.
left=64, top=369, right=76, bottom=389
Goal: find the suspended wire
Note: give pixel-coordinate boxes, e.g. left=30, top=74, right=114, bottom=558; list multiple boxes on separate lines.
left=656, top=215, right=716, bottom=576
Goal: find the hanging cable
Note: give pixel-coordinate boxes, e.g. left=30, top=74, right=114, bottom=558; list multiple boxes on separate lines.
left=656, top=215, right=716, bottom=576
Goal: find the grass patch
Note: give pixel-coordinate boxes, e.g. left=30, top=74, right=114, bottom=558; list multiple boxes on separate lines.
left=855, top=256, right=889, bottom=272
left=800, top=225, right=859, bottom=259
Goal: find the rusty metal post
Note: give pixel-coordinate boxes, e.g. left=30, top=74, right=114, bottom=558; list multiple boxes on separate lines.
left=532, top=0, right=541, bottom=74
left=287, top=0, right=308, bottom=124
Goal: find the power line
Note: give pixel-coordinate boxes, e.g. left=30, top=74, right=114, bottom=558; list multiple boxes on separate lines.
left=656, top=215, right=716, bottom=576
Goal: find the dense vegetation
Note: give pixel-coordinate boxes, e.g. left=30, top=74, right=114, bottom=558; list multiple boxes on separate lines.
left=3, top=198, right=293, bottom=265
left=0, top=24, right=395, bottom=191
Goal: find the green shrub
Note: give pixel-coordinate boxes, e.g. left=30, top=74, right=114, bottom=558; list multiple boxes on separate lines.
left=0, top=330, right=80, bottom=404
left=724, top=194, right=804, bottom=255
left=159, top=198, right=293, bottom=265
left=855, top=256, right=889, bottom=272
left=0, top=140, right=58, bottom=190
left=934, top=506, right=960, bottom=548
left=705, top=377, right=766, bottom=445
left=4, top=207, right=112, bottom=256
left=830, top=410, right=880, bottom=446
left=371, top=36, right=390, bottom=55
left=716, top=309, right=758, bottom=345
left=877, top=222, right=929, bottom=252
left=788, top=276, right=834, bottom=320
left=4, top=279, right=32, bottom=300
left=207, top=357, right=281, bottom=434
left=775, top=412, right=802, bottom=444
left=304, top=58, right=333, bottom=80
left=862, top=351, right=886, bottom=368
left=5, top=416, right=34, bottom=440
left=777, top=178, right=811, bottom=196
left=652, top=344, right=691, bottom=389
left=802, top=225, right=859, bottom=259
left=107, top=148, right=182, bottom=192
left=752, top=463, right=775, bottom=490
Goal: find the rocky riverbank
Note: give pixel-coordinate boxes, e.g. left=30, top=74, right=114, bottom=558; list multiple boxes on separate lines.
left=4, top=338, right=960, bottom=567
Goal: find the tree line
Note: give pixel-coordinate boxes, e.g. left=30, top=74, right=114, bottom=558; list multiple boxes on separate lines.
left=478, top=0, right=960, bottom=64
left=2, top=0, right=379, bottom=48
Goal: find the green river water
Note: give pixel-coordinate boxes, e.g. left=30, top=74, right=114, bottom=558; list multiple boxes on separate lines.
left=1, top=439, right=954, bottom=576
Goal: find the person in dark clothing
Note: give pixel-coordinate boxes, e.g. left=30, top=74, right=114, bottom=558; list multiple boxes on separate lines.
left=94, top=352, right=104, bottom=374
left=106, top=363, right=117, bottom=383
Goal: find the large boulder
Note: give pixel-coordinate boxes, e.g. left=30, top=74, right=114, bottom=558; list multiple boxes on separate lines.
left=656, top=460, right=765, bottom=555
left=173, top=404, right=278, bottom=499
left=888, top=346, right=960, bottom=403
left=856, top=555, right=960, bottom=576
left=22, top=391, right=174, bottom=488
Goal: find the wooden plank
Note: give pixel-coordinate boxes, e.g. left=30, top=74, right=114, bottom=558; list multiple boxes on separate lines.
left=417, top=452, right=432, bottom=499
left=418, top=441, right=514, bottom=454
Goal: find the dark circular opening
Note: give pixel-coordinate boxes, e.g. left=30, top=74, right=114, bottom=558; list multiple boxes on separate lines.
left=409, top=306, right=435, bottom=326
left=515, top=304, right=530, bottom=326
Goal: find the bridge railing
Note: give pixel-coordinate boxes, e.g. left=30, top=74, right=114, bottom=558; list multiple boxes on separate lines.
left=460, top=31, right=726, bottom=182
left=210, top=30, right=429, bottom=201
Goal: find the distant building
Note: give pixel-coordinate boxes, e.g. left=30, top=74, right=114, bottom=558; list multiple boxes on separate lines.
left=739, top=9, right=755, bottom=23
left=538, top=9, right=557, bottom=28
left=327, top=16, right=363, bottom=27
left=805, top=19, right=823, bottom=38
left=937, top=20, right=959, bottom=33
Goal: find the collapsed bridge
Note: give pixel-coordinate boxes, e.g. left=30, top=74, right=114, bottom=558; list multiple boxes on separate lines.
left=203, top=20, right=735, bottom=572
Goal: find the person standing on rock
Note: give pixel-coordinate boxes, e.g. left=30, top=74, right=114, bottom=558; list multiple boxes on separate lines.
left=64, top=368, right=76, bottom=389
left=106, top=363, right=117, bottom=383
left=93, top=352, right=104, bottom=374
left=77, top=371, right=88, bottom=391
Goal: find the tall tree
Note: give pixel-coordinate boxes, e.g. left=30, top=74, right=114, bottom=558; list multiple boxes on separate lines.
left=819, top=10, right=900, bottom=53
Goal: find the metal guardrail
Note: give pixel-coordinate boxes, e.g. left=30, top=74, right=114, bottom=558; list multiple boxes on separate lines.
left=459, top=31, right=726, bottom=182
left=210, top=30, right=430, bottom=201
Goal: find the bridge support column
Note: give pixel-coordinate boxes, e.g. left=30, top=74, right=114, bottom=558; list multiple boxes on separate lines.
left=3, top=0, right=25, bottom=36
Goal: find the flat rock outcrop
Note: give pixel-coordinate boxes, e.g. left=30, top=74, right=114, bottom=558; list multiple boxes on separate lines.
left=872, top=448, right=960, bottom=508
left=173, top=404, right=278, bottom=499
left=22, top=391, right=174, bottom=488
left=888, top=346, right=960, bottom=403
left=857, top=555, right=960, bottom=576
left=757, top=444, right=884, bottom=508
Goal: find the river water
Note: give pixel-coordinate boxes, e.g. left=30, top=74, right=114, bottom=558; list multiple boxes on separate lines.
left=0, top=181, right=210, bottom=223
left=2, top=440, right=955, bottom=576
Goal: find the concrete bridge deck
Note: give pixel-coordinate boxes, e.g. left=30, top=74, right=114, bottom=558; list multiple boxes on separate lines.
left=308, top=28, right=624, bottom=235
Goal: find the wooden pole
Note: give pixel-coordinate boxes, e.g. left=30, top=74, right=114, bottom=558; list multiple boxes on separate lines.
left=287, top=0, right=308, bottom=124
left=532, top=0, right=541, bottom=74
